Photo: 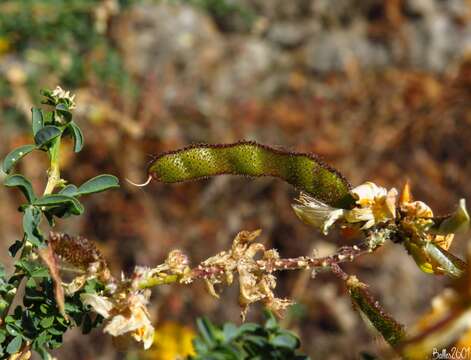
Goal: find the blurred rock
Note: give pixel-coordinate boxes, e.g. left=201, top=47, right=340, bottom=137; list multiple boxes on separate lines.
left=304, top=28, right=389, bottom=72
left=267, top=21, right=312, bottom=48
left=114, top=3, right=223, bottom=77
left=214, top=38, right=278, bottom=100
left=401, top=14, right=466, bottom=71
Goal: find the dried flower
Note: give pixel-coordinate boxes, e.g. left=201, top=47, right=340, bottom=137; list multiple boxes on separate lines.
left=198, top=230, right=292, bottom=319
left=399, top=184, right=454, bottom=251
left=104, top=292, right=155, bottom=350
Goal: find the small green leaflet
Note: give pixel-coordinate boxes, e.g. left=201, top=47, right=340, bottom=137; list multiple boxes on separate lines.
left=148, top=141, right=353, bottom=208
left=33, top=194, right=84, bottom=216
left=32, top=108, right=44, bottom=136
left=67, top=122, right=84, bottom=153
left=23, top=206, right=42, bottom=247
left=34, top=126, right=61, bottom=148
left=2, top=144, right=36, bottom=174
left=59, top=184, right=78, bottom=196
left=76, top=174, right=119, bottom=195
left=6, top=335, right=22, bottom=354
left=4, top=174, right=36, bottom=203
left=55, top=103, right=72, bottom=122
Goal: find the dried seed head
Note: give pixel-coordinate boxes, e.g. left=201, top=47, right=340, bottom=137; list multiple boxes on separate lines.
left=49, top=232, right=105, bottom=270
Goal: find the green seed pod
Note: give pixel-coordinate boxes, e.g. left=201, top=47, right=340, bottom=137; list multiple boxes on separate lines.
left=147, top=141, right=354, bottom=208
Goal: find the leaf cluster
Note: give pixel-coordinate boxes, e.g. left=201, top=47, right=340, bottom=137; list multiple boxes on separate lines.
left=0, top=89, right=119, bottom=358
left=3, top=93, right=118, bottom=246
left=189, top=312, right=309, bottom=360
left=0, top=275, right=103, bottom=359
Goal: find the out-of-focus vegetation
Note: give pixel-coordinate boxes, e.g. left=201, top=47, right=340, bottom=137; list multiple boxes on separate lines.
left=1, top=0, right=471, bottom=359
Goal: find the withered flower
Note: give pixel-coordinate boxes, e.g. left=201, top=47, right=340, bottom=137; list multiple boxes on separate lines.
left=199, top=230, right=293, bottom=319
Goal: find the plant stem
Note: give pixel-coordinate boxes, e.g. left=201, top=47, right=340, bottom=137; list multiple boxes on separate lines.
left=138, top=242, right=373, bottom=290
left=138, top=274, right=180, bottom=289
left=44, top=137, right=62, bottom=195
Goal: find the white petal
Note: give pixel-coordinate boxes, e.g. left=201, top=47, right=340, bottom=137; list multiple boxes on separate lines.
left=105, top=314, right=141, bottom=336
left=292, top=194, right=345, bottom=234
left=80, top=293, right=113, bottom=319
left=344, top=208, right=375, bottom=223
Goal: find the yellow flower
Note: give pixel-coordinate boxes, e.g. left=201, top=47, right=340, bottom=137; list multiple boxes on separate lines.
left=0, top=37, right=10, bottom=55
left=142, top=322, right=195, bottom=360
left=344, top=182, right=397, bottom=229
left=293, top=182, right=398, bottom=233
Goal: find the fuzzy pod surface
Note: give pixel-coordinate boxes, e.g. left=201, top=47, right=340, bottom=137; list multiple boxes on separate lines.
left=148, top=141, right=354, bottom=208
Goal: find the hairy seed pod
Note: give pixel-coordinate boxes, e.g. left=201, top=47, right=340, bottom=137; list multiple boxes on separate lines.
left=147, top=141, right=354, bottom=208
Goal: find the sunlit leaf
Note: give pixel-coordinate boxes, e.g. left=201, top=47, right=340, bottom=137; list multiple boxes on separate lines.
left=424, top=242, right=466, bottom=279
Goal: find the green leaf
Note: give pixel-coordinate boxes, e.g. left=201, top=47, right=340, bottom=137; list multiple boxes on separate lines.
left=223, top=323, right=239, bottom=343
left=196, top=318, right=218, bottom=347
left=424, top=242, right=466, bottom=278
left=148, top=141, right=354, bottom=208
left=34, top=194, right=84, bottom=216
left=237, top=323, right=259, bottom=334
left=32, top=108, right=44, bottom=136
left=0, top=330, right=6, bottom=343
left=34, top=126, right=61, bottom=148
left=2, top=144, right=36, bottom=174
left=270, top=333, right=299, bottom=349
left=77, top=174, right=119, bottom=196
left=55, top=103, right=72, bottom=122
left=8, top=240, right=23, bottom=257
left=40, top=316, right=55, bottom=329
left=6, top=336, right=21, bottom=354
left=67, top=121, right=84, bottom=153
left=264, top=310, right=278, bottom=331
left=59, top=184, right=78, bottom=196
left=4, top=174, right=35, bottom=203
left=31, top=267, right=49, bottom=278
left=23, top=206, right=43, bottom=247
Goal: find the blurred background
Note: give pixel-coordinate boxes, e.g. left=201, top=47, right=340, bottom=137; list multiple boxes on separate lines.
left=1, top=0, right=471, bottom=359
